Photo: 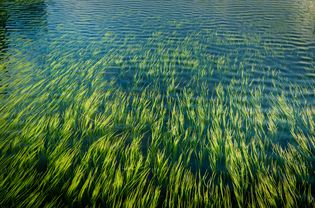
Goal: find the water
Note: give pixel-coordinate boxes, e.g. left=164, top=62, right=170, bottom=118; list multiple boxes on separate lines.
left=0, top=0, right=315, bottom=207
left=1, top=0, right=315, bottom=101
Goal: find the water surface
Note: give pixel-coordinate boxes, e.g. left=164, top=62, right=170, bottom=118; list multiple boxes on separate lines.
left=0, top=0, right=314, bottom=207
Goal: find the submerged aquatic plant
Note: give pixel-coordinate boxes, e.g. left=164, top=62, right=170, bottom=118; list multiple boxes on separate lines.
left=0, top=22, right=314, bottom=208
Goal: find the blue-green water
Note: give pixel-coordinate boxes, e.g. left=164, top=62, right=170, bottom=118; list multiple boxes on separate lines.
left=1, top=0, right=314, bottom=100
left=0, top=0, right=315, bottom=207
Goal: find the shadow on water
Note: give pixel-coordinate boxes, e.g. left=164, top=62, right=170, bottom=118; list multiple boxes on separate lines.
left=0, top=0, right=48, bottom=97
left=0, top=3, right=8, bottom=96
left=0, top=5, right=8, bottom=53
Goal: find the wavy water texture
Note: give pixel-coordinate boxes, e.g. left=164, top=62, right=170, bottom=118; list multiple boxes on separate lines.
left=0, top=0, right=314, bottom=207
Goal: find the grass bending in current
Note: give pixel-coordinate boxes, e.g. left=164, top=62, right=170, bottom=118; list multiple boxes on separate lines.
left=0, top=30, right=314, bottom=207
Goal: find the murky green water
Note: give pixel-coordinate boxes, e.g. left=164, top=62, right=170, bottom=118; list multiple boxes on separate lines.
left=0, top=0, right=314, bottom=207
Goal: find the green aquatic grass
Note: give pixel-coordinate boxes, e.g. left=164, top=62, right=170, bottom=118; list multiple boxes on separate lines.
left=0, top=30, right=314, bottom=207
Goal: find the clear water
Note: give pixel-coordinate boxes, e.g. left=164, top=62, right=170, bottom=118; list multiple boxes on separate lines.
left=0, top=0, right=315, bottom=206
left=1, top=0, right=315, bottom=101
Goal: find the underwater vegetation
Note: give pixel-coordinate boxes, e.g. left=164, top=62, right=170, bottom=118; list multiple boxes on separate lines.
left=0, top=28, right=314, bottom=207
left=0, top=0, right=315, bottom=206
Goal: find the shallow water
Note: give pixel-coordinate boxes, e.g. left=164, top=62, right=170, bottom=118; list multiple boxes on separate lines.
left=0, top=0, right=315, bottom=207
left=1, top=0, right=315, bottom=102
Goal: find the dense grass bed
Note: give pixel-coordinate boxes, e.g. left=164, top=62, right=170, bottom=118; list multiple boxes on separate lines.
left=1, top=0, right=315, bottom=204
left=0, top=29, right=314, bottom=207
